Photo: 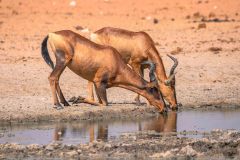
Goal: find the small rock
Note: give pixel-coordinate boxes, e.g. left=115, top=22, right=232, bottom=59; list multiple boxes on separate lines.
left=208, top=47, right=222, bottom=53
left=153, top=18, right=159, bottom=24
left=45, top=144, right=54, bottom=151
left=37, top=150, right=44, bottom=155
left=12, top=10, right=18, bottom=15
left=75, top=25, right=84, bottom=30
left=59, top=152, right=65, bottom=157
left=186, top=15, right=191, bottom=19
left=171, top=47, right=183, bottom=55
left=150, top=151, right=172, bottom=158
left=46, top=152, right=53, bottom=156
left=145, top=16, right=152, bottom=20
left=198, top=23, right=206, bottom=29
left=66, top=151, right=78, bottom=157
left=104, top=143, right=111, bottom=149
left=69, top=0, right=76, bottom=7
left=180, top=145, right=197, bottom=156
left=193, top=12, right=202, bottom=19
left=12, top=144, right=26, bottom=151
left=77, top=149, right=82, bottom=154
left=209, top=12, right=216, bottom=18
left=27, top=144, right=41, bottom=150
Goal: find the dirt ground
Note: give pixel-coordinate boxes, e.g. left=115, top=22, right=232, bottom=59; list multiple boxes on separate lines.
left=0, top=0, right=240, bottom=122
left=0, top=0, right=240, bottom=159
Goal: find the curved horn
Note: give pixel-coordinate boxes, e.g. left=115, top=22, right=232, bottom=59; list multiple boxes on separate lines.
left=141, top=61, right=156, bottom=82
left=167, top=54, right=178, bottom=76
left=164, top=72, right=177, bottom=86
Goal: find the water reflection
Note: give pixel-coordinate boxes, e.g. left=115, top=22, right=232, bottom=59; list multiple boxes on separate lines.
left=53, top=111, right=177, bottom=143
left=2, top=109, right=240, bottom=145
left=141, top=111, right=177, bottom=132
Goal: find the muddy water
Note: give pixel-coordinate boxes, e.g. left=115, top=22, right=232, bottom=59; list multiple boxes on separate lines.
left=0, top=109, right=240, bottom=145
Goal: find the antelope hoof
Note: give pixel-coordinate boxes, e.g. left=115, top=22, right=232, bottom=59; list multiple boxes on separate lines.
left=62, top=101, right=70, bottom=106
left=100, top=102, right=108, bottom=107
left=72, top=96, right=85, bottom=104
left=171, top=106, right=178, bottom=111
left=53, top=104, right=64, bottom=110
left=159, top=107, right=168, bottom=115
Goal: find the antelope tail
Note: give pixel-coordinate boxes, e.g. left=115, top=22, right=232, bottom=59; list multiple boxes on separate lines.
left=41, top=35, right=54, bottom=69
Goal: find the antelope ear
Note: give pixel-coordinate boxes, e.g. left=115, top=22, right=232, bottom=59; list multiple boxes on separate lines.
left=164, top=72, right=177, bottom=86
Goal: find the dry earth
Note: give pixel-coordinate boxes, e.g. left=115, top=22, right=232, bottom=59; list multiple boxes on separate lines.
left=1, top=0, right=240, bottom=122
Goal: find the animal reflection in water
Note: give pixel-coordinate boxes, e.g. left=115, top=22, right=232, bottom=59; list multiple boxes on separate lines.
left=53, top=112, right=177, bottom=142
left=54, top=123, right=108, bottom=142
left=140, top=111, right=177, bottom=132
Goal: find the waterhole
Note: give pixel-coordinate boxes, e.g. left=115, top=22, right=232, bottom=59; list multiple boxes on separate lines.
left=0, top=109, right=240, bottom=145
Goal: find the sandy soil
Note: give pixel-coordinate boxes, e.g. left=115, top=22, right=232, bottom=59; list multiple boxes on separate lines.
left=0, top=0, right=240, bottom=122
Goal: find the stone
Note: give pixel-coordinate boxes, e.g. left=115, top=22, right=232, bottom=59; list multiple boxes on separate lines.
left=171, top=47, right=183, bottom=55
left=45, top=144, right=54, bottom=151
left=66, top=150, right=78, bottom=157
left=150, top=151, right=172, bottom=158
left=198, top=23, right=206, bottom=29
left=180, top=145, right=197, bottom=156
left=153, top=18, right=159, bottom=24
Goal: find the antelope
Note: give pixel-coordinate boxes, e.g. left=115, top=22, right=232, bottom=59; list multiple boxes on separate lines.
left=89, top=27, right=179, bottom=109
left=41, top=30, right=166, bottom=112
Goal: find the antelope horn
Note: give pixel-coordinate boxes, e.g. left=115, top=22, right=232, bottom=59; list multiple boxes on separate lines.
left=167, top=54, right=178, bottom=75
left=164, top=54, right=178, bottom=85
left=141, top=61, right=156, bottom=82
left=164, top=72, right=177, bottom=86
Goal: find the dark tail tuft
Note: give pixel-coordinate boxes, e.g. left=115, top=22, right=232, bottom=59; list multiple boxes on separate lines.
left=41, top=35, right=54, bottom=69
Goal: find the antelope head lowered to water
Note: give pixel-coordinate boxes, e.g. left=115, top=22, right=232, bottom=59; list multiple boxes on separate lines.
left=90, top=27, right=179, bottom=109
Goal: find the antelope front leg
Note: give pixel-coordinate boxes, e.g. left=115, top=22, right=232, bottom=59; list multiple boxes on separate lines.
left=88, top=81, right=103, bottom=104
left=94, top=82, right=108, bottom=106
left=75, top=81, right=102, bottom=106
left=87, top=81, right=95, bottom=101
left=131, top=63, right=144, bottom=106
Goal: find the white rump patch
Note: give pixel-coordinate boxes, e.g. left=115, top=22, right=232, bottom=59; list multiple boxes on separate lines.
left=90, top=33, right=98, bottom=41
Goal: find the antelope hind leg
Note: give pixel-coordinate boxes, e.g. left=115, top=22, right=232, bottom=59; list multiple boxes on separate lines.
left=48, top=50, right=70, bottom=109
left=48, top=66, right=65, bottom=110
left=56, top=85, right=70, bottom=106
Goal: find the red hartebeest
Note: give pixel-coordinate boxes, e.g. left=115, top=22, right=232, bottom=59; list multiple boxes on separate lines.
left=41, top=30, right=166, bottom=112
left=89, top=27, right=179, bottom=109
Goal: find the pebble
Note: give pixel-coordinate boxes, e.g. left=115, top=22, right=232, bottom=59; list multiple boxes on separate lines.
left=198, top=23, right=206, bottom=29
left=66, top=150, right=78, bottom=157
